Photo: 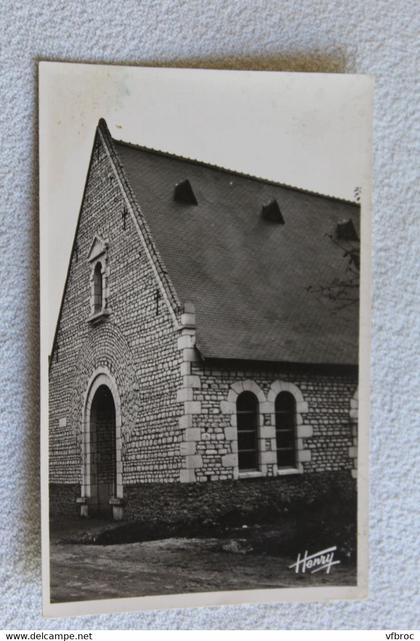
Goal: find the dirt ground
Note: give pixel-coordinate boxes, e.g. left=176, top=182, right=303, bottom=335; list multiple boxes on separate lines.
left=49, top=520, right=356, bottom=603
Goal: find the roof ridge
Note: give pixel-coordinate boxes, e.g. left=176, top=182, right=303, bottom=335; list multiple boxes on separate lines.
left=111, top=136, right=359, bottom=207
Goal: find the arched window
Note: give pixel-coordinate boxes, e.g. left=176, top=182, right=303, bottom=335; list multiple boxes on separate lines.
left=237, top=391, right=259, bottom=471
left=275, top=392, right=296, bottom=468
left=93, top=262, right=103, bottom=313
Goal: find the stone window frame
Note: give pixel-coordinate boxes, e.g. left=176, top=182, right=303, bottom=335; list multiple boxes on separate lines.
left=221, top=380, right=269, bottom=479
left=349, top=387, right=358, bottom=479
left=266, top=381, right=312, bottom=475
left=87, top=235, right=110, bottom=323
left=79, top=366, right=123, bottom=519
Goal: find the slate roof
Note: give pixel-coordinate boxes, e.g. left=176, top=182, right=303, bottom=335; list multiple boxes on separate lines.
left=112, top=136, right=360, bottom=366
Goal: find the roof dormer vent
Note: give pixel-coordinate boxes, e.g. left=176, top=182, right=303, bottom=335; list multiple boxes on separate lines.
left=174, top=179, right=198, bottom=205
left=261, top=199, right=284, bottom=224
left=336, top=219, right=358, bottom=241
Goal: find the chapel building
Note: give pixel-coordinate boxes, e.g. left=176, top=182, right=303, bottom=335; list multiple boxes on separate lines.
left=49, top=119, right=359, bottom=520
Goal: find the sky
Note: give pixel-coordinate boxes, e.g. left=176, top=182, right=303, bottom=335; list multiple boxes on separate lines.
left=39, top=63, right=372, bottom=349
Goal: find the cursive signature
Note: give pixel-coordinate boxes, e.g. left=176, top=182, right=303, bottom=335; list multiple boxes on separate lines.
left=289, top=546, right=341, bottom=574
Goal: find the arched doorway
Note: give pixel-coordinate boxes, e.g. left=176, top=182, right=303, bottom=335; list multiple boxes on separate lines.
left=90, top=385, right=116, bottom=517
left=81, top=367, right=123, bottom=519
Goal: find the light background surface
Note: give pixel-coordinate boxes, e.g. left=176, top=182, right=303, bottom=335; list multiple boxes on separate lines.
left=0, top=0, right=419, bottom=629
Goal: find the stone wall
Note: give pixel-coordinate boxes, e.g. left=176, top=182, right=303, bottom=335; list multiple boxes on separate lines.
left=49, top=484, right=80, bottom=518
left=123, top=470, right=355, bottom=524
left=181, top=359, right=357, bottom=482
left=49, top=124, right=185, bottom=506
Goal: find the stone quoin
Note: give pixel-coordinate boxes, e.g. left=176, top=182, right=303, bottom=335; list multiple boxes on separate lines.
left=49, top=119, right=359, bottom=520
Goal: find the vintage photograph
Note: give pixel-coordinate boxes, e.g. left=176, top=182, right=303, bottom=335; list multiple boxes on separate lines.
left=40, top=64, right=372, bottom=614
